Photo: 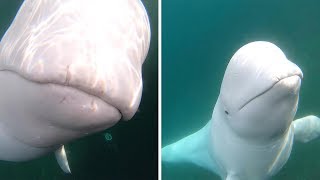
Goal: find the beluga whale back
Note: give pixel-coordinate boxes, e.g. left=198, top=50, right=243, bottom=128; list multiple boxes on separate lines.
left=0, top=0, right=150, bottom=173
left=162, top=41, right=320, bottom=180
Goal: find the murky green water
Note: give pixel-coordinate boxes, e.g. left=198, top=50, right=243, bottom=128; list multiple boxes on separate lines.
left=162, top=0, right=320, bottom=179
left=0, top=0, right=158, bottom=179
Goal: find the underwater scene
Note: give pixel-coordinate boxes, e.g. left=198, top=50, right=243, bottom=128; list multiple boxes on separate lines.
left=162, top=0, right=320, bottom=180
left=0, top=0, right=158, bottom=179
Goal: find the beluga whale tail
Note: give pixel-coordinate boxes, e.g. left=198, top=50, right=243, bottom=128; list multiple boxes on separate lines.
left=0, top=0, right=151, bottom=173
left=162, top=41, right=320, bottom=180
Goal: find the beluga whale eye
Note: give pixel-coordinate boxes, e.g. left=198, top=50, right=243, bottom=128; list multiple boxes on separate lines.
left=224, top=110, right=229, bottom=115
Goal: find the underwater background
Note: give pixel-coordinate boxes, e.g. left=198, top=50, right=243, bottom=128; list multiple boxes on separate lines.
left=0, top=0, right=158, bottom=179
left=162, top=0, right=320, bottom=179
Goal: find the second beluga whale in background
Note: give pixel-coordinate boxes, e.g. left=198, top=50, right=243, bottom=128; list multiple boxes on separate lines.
left=162, top=41, right=320, bottom=180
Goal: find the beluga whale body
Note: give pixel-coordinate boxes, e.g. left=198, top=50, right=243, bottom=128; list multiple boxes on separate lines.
left=162, top=41, right=320, bottom=180
left=0, top=0, right=150, bottom=173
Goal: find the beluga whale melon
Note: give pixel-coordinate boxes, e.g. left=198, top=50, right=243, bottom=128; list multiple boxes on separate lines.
left=162, top=41, right=320, bottom=180
left=0, top=0, right=150, bottom=173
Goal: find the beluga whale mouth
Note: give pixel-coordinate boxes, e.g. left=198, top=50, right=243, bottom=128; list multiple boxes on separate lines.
left=238, top=73, right=303, bottom=112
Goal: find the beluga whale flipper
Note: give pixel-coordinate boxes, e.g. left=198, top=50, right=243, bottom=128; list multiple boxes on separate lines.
left=162, top=41, right=320, bottom=179
left=0, top=0, right=150, bottom=173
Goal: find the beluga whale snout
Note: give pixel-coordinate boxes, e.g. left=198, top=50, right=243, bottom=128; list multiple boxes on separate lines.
left=162, top=41, right=320, bottom=180
left=0, top=0, right=151, bottom=173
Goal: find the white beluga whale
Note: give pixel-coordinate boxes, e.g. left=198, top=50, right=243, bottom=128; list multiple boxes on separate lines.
left=0, top=0, right=150, bottom=173
left=162, top=41, right=320, bottom=180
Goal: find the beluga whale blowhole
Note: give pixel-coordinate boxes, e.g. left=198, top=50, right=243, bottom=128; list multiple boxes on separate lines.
left=0, top=0, right=151, bottom=173
left=162, top=41, right=320, bottom=180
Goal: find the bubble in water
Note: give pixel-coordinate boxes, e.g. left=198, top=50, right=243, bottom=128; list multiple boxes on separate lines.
left=104, top=133, right=112, bottom=141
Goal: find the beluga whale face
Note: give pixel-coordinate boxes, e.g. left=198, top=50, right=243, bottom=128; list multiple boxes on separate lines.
left=219, top=41, right=303, bottom=142
left=0, top=0, right=150, bottom=172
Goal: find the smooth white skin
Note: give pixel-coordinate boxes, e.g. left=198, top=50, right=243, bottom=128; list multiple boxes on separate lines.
left=210, top=41, right=302, bottom=179
left=0, top=0, right=150, bottom=161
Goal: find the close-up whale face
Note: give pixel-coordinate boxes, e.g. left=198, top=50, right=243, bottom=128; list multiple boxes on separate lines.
left=0, top=0, right=150, bottom=149
left=220, top=41, right=303, bottom=141
left=0, top=0, right=150, bottom=120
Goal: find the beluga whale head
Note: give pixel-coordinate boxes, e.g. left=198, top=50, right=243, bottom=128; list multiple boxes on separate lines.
left=219, top=41, right=303, bottom=142
left=0, top=0, right=150, bottom=163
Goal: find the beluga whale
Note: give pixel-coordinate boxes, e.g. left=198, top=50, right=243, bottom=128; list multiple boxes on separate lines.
left=162, top=41, right=320, bottom=180
left=0, top=0, right=150, bottom=173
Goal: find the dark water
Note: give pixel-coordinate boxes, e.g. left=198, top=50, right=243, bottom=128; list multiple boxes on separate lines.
left=162, top=0, right=320, bottom=179
left=0, top=0, right=158, bottom=179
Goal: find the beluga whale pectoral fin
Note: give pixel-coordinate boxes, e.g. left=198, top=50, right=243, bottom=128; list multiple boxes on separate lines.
left=162, top=121, right=220, bottom=174
left=54, top=145, right=71, bottom=174
left=293, top=115, right=320, bottom=143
